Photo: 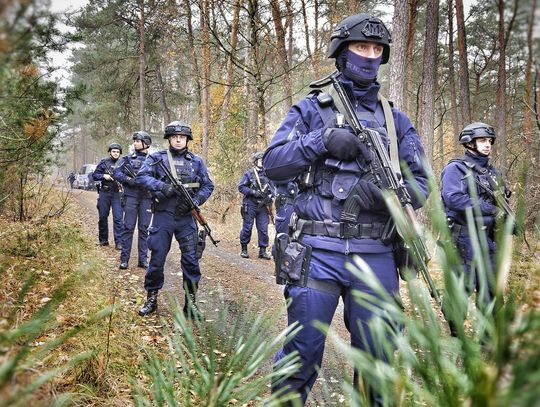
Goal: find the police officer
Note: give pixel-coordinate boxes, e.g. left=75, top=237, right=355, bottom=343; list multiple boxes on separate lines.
left=441, top=123, right=510, bottom=330
left=263, top=13, right=429, bottom=404
left=136, top=121, right=214, bottom=318
left=92, top=143, right=124, bottom=249
left=238, top=152, right=274, bottom=260
left=114, top=131, right=153, bottom=270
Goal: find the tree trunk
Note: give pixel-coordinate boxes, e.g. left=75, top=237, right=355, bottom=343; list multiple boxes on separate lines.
left=270, top=0, right=292, bottom=113
left=313, top=0, right=321, bottom=78
left=495, top=0, right=518, bottom=176
left=184, top=0, right=201, bottom=106
left=300, top=0, right=312, bottom=60
left=405, top=0, right=418, bottom=116
left=389, top=0, right=409, bottom=109
left=417, top=0, right=440, bottom=164
left=455, top=0, right=471, bottom=127
left=447, top=0, right=460, bottom=152
left=519, top=0, right=536, bottom=232
left=246, top=0, right=259, bottom=143
left=138, top=0, right=146, bottom=130
left=220, top=0, right=240, bottom=125
left=199, top=0, right=211, bottom=161
left=156, top=63, right=170, bottom=127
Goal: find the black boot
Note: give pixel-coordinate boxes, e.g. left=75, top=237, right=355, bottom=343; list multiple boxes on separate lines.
left=183, top=283, right=203, bottom=321
left=240, top=244, right=249, bottom=258
left=139, top=290, right=158, bottom=316
left=258, top=246, right=271, bottom=260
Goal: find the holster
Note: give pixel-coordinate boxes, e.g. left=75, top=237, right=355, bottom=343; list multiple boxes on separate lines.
left=240, top=202, right=249, bottom=219
left=274, top=233, right=312, bottom=286
left=196, top=229, right=207, bottom=259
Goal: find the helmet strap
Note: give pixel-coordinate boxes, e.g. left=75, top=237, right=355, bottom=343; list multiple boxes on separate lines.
left=464, top=141, right=489, bottom=157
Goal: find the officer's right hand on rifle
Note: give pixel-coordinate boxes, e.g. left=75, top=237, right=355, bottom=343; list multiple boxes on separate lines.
left=161, top=183, right=176, bottom=198
left=176, top=198, right=192, bottom=215
left=350, top=179, right=385, bottom=210
left=125, top=177, right=137, bottom=187
left=322, top=128, right=371, bottom=161
left=252, top=190, right=264, bottom=199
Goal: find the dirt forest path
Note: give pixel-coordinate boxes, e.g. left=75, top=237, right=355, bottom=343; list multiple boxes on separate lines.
left=73, top=188, right=352, bottom=404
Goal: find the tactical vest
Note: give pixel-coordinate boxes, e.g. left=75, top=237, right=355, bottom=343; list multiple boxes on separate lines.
left=248, top=168, right=271, bottom=192
left=124, top=153, right=151, bottom=198
left=169, top=152, right=201, bottom=196
left=299, top=89, right=390, bottom=205
left=449, top=156, right=499, bottom=204
left=100, top=158, right=121, bottom=192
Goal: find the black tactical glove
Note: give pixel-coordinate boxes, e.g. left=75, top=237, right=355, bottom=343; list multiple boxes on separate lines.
left=125, top=177, right=137, bottom=187
left=322, top=128, right=371, bottom=161
left=350, top=180, right=385, bottom=210
left=161, top=183, right=176, bottom=198
left=252, top=190, right=264, bottom=199
left=176, top=198, right=192, bottom=215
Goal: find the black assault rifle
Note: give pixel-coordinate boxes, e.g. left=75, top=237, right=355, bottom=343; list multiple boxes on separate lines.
left=473, top=177, right=514, bottom=219
left=151, top=158, right=219, bottom=246
left=104, top=166, right=124, bottom=193
left=328, top=72, right=441, bottom=305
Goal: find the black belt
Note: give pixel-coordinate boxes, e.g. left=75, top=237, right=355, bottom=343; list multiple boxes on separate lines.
left=294, top=218, right=385, bottom=239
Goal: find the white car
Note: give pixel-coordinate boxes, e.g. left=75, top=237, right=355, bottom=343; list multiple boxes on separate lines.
left=74, top=164, right=97, bottom=190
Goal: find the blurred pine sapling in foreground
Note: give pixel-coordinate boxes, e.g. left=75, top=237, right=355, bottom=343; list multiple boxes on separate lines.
left=133, top=298, right=301, bottom=406
left=317, top=179, right=539, bottom=406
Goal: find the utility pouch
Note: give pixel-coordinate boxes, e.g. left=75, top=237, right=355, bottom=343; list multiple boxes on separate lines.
left=196, top=229, right=207, bottom=259
left=96, top=183, right=101, bottom=193
left=393, top=239, right=418, bottom=281
left=274, top=233, right=312, bottom=286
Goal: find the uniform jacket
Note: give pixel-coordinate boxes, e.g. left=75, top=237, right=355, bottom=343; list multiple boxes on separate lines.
left=441, top=150, right=508, bottom=234
left=92, top=157, right=121, bottom=192
left=137, top=148, right=214, bottom=215
left=263, top=76, right=429, bottom=253
left=114, top=151, right=152, bottom=199
left=238, top=168, right=274, bottom=207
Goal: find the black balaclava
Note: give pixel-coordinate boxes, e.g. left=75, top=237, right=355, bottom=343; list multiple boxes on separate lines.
left=336, top=48, right=382, bottom=88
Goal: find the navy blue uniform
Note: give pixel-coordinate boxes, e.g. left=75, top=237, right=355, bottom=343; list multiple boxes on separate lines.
left=238, top=168, right=274, bottom=249
left=137, top=148, right=214, bottom=291
left=441, top=150, right=508, bottom=305
left=263, top=77, right=429, bottom=403
left=92, top=157, right=123, bottom=246
left=274, top=180, right=298, bottom=235
left=114, top=152, right=152, bottom=266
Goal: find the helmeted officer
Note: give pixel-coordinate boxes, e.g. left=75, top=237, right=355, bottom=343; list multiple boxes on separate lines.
left=136, top=121, right=214, bottom=318
left=263, top=13, right=429, bottom=405
left=238, top=151, right=274, bottom=260
left=92, top=143, right=124, bottom=249
left=114, top=131, right=153, bottom=270
left=441, top=122, right=510, bottom=331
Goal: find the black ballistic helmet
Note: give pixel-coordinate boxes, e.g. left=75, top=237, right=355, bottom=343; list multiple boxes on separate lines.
left=164, top=121, right=193, bottom=140
left=108, top=142, right=122, bottom=153
left=252, top=151, right=264, bottom=164
left=459, top=122, right=496, bottom=145
left=132, top=130, right=152, bottom=146
left=328, top=13, right=392, bottom=64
